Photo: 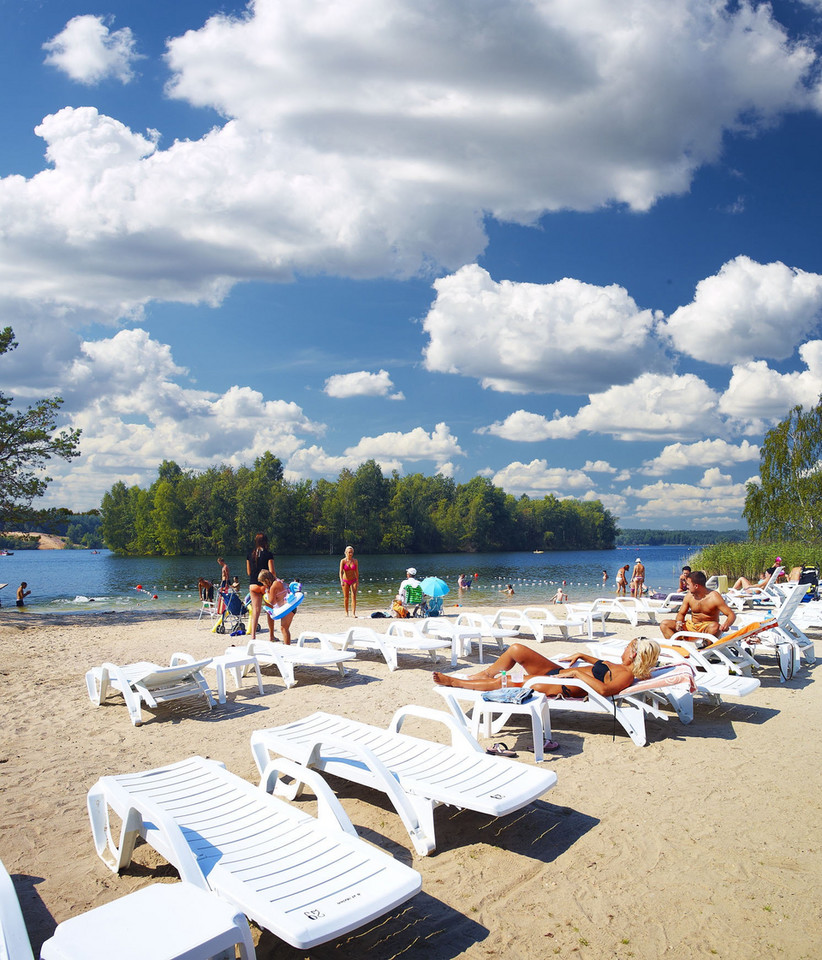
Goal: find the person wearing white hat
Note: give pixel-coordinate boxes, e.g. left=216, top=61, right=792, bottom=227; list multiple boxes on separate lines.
left=630, top=557, right=645, bottom=597
left=396, top=567, right=421, bottom=613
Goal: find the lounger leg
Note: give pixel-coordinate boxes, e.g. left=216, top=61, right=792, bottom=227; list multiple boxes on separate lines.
left=87, top=790, right=143, bottom=873
left=664, top=689, right=694, bottom=723
left=532, top=701, right=551, bottom=763
left=85, top=668, right=107, bottom=706
left=279, top=663, right=297, bottom=688
left=616, top=704, right=647, bottom=747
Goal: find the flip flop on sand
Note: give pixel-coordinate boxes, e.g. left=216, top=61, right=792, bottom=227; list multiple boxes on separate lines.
left=543, top=739, right=560, bottom=751
left=486, top=743, right=518, bottom=757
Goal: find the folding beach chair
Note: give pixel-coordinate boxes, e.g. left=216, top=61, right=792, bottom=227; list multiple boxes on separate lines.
left=214, top=589, right=248, bottom=635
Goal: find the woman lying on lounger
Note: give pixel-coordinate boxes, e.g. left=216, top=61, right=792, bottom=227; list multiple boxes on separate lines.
left=433, top=638, right=660, bottom=698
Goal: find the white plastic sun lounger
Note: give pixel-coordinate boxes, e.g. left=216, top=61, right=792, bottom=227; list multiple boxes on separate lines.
left=237, top=639, right=356, bottom=688
left=521, top=664, right=698, bottom=745
left=587, top=636, right=761, bottom=707
left=490, top=607, right=592, bottom=641
left=2, top=858, right=257, bottom=960
left=297, top=624, right=449, bottom=671
left=384, top=620, right=460, bottom=665
left=86, top=756, right=421, bottom=950
left=521, top=606, right=594, bottom=641
left=733, top=583, right=816, bottom=678
left=565, top=598, right=640, bottom=630
left=85, top=656, right=215, bottom=727
left=250, top=706, right=557, bottom=856
left=454, top=611, right=516, bottom=653
left=415, top=618, right=484, bottom=662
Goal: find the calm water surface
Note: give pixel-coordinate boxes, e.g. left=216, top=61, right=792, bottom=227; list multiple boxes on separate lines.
left=0, top=545, right=694, bottom=615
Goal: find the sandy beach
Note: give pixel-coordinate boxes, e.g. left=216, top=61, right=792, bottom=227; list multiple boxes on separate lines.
left=1, top=602, right=820, bottom=960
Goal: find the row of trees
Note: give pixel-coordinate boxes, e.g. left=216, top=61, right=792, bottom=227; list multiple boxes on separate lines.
left=100, top=455, right=618, bottom=556
left=616, top=528, right=746, bottom=546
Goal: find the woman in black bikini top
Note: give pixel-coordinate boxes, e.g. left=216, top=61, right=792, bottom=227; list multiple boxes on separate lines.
left=433, top=638, right=660, bottom=699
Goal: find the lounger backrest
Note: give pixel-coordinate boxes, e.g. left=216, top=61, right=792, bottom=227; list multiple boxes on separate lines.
left=137, top=660, right=212, bottom=689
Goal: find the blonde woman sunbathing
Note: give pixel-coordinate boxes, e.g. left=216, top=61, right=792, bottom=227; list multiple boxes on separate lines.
left=433, top=638, right=660, bottom=699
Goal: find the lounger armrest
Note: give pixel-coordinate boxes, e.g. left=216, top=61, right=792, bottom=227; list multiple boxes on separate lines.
left=254, top=734, right=433, bottom=855
left=169, top=651, right=194, bottom=665
left=87, top=786, right=209, bottom=890
left=387, top=704, right=484, bottom=753
left=257, top=755, right=359, bottom=838
left=90, top=662, right=146, bottom=725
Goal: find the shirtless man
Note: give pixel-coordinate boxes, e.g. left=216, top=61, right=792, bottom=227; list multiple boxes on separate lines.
left=660, top=570, right=736, bottom=642
left=630, top=557, right=645, bottom=597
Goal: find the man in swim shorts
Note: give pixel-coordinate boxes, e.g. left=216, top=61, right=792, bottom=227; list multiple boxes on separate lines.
left=660, top=570, right=736, bottom=643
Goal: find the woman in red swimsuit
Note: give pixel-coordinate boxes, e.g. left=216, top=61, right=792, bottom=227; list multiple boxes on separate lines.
left=339, top=545, right=359, bottom=617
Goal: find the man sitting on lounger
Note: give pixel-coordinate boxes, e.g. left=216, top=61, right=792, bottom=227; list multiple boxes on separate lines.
left=433, top=638, right=659, bottom=698
left=660, top=570, right=736, bottom=642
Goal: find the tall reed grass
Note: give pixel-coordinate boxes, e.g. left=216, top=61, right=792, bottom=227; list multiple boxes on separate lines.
left=687, top=541, right=819, bottom=579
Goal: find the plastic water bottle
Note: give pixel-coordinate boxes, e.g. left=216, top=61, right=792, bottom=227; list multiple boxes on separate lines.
left=500, top=670, right=508, bottom=688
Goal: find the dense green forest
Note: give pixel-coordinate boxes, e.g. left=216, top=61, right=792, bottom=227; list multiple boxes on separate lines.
left=0, top=509, right=104, bottom=549
left=99, top=456, right=618, bottom=556
left=616, top=528, right=747, bottom=546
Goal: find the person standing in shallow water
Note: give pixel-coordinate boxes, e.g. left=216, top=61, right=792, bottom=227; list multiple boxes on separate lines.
left=339, top=545, right=359, bottom=617
left=616, top=564, right=629, bottom=597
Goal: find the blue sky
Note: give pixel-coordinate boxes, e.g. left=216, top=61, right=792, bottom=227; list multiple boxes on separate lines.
left=2, top=0, right=822, bottom=529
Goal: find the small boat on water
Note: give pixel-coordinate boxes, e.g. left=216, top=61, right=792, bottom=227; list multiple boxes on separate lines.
left=0, top=550, right=13, bottom=556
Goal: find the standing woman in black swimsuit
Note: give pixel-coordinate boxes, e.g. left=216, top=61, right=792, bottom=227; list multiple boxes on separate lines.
left=246, top=532, right=276, bottom=639
left=433, top=638, right=660, bottom=698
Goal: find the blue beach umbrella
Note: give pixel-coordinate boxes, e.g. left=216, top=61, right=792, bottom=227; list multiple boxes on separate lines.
left=420, top=576, right=450, bottom=597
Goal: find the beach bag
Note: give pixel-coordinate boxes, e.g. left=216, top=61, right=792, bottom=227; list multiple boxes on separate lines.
left=392, top=599, right=408, bottom=618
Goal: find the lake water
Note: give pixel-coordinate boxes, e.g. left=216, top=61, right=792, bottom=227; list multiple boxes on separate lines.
left=0, top=544, right=695, bottom=615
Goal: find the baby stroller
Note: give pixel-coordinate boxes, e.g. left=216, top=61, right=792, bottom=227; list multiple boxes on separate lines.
left=215, top=589, right=248, bottom=635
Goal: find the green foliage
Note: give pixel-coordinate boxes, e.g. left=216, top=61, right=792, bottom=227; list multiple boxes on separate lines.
left=0, top=533, right=39, bottom=550
left=687, top=541, right=818, bottom=579
left=0, top=327, right=82, bottom=525
left=99, top=458, right=618, bottom=556
left=744, top=398, right=822, bottom=544
left=616, top=528, right=747, bottom=546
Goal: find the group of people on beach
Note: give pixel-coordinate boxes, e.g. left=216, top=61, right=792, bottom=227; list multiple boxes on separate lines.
left=615, top=558, right=645, bottom=597
left=432, top=562, right=746, bottom=703
left=198, top=534, right=298, bottom=643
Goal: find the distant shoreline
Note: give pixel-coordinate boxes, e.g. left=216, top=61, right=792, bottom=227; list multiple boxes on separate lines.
left=2, top=531, right=67, bottom=550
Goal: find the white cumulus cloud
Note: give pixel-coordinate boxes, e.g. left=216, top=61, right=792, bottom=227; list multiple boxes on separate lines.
left=640, top=438, right=760, bottom=476
left=492, top=459, right=594, bottom=496
left=37, top=328, right=325, bottom=508
left=424, top=265, right=665, bottom=395
left=0, top=1, right=816, bottom=316
left=43, top=15, right=142, bottom=85
left=483, top=373, right=723, bottom=442
left=718, top=340, right=822, bottom=428
left=626, top=468, right=752, bottom=524
left=663, top=256, right=822, bottom=364
left=324, top=369, right=404, bottom=399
